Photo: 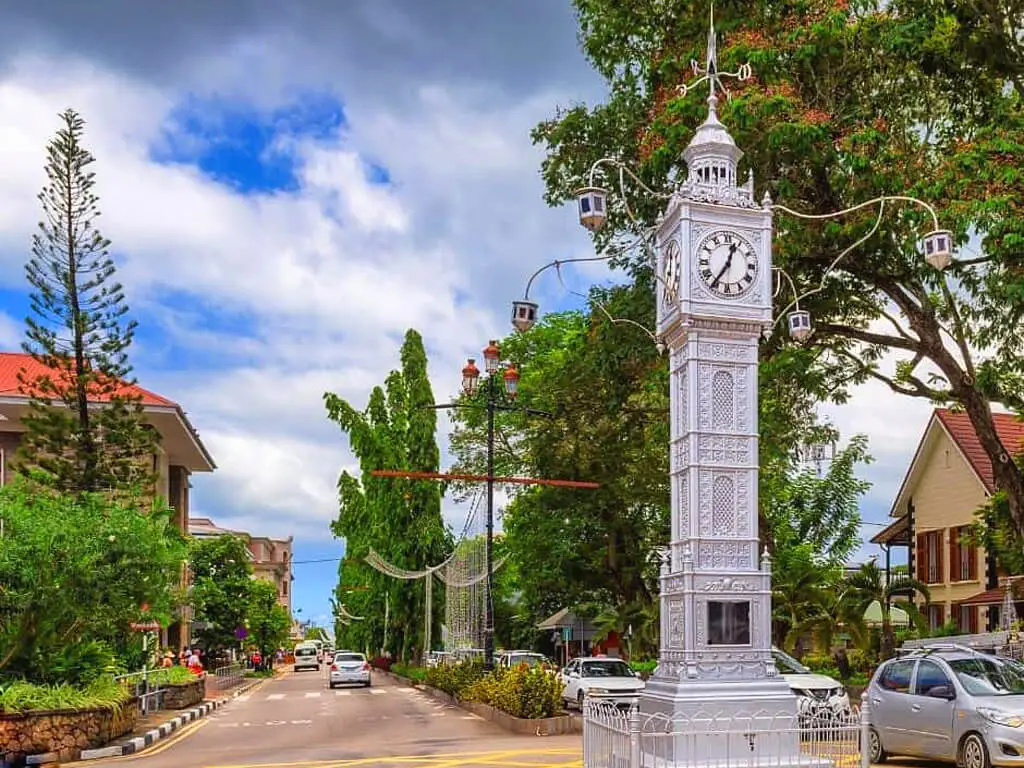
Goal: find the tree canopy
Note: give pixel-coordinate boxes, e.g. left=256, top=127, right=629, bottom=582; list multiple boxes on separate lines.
left=325, top=329, right=451, bottom=659
left=533, top=0, right=1024, bottom=533
left=188, top=535, right=254, bottom=654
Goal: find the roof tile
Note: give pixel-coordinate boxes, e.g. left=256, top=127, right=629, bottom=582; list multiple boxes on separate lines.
left=936, top=408, right=1024, bottom=492
left=0, top=352, right=175, bottom=408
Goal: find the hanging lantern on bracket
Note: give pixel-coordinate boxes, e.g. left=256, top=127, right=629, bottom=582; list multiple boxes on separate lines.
left=788, top=310, right=813, bottom=341
left=922, top=229, right=954, bottom=270
left=511, top=299, right=539, bottom=332
left=576, top=186, right=608, bottom=232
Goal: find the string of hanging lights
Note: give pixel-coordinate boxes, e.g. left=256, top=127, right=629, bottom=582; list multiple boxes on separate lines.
left=509, top=7, right=957, bottom=345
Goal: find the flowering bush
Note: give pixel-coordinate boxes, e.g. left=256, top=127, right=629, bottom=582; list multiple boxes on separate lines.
left=463, top=664, right=564, bottom=719
left=369, top=656, right=393, bottom=672
left=424, top=660, right=484, bottom=696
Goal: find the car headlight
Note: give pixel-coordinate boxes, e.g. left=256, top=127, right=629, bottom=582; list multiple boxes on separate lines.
left=978, top=708, right=1024, bottom=728
left=587, top=687, right=609, bottom=695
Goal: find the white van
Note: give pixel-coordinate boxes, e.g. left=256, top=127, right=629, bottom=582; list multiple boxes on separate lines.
left=294, top=643, right=321, bottom=672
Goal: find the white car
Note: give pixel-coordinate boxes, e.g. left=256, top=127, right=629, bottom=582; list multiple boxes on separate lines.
left=293, top=643, right=321, bottom=672
left=496, top=651, right=553, bottom=670
left=558, top=656, right=645, bottom=709
left=772, top=649, right=851, bottom=721
left=329, top=651, right=371, bottom=688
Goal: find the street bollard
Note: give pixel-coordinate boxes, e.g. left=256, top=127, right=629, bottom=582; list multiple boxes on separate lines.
left=861, top=691, right=871, bottom=768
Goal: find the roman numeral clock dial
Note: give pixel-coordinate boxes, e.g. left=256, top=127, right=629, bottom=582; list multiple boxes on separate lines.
left=697, top=230, right=758, bottom=298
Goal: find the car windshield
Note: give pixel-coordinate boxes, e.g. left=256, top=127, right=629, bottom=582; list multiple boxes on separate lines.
left=773, top=649, right=811, bottom=675
left=335, top=653, right=363, bottom=663
left=581, top=660, right=633, bottom=678
left=509, top=654, right=547, bottom=668
left=948, top=657, right=1024, bottom=696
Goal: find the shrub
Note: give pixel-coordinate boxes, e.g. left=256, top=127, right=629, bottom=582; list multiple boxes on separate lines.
left=630, top=660, right=658, bottom=679
left=425, top=660, right=484, bottom=697
left=391, top=663, right=427, bottom=683
left=370, top=656, right=393, bottom=672
left=0, top=677, right=129, bottom=714
left=800, top=653, right=832, bottom=672
left=463, top=665, right=564, bottom=719
left=846, top=649, right=877, bottom=675
left=146, top=666, right=197, bottom=685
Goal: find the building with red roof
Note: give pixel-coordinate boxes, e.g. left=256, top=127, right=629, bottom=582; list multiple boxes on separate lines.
left=873, top=408, right=1024, bottom=633
left=0, top=351, right=216, bottom=649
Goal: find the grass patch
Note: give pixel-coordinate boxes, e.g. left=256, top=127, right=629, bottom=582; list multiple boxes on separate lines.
left=391, top=663, right=427, bottom=683
left=145, top=666, right=199, bottom=685
left=245, top=670, right=274, bottom=679
left=0, top=677, right=130, bottom=715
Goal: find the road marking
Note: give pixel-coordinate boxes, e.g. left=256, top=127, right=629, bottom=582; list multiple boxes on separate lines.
left=267, top=693, right=285, bottom=700
left=369, top=688, right=386, bottom=695
left=236, top=695, right=251, bottom=701
left=431, top=712, right=445, bottom=717
left=305, top=691, right=322, bottom=698
left=335, top=690, right=351, bottom=696
left=65, top=719, right=211, bottom=765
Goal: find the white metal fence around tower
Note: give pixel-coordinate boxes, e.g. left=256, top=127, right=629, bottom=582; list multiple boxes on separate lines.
left=583, top=697, right=869, bottom=768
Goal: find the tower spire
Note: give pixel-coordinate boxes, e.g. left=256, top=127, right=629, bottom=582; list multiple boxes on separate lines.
left=706, top=2, right=718, bottom=113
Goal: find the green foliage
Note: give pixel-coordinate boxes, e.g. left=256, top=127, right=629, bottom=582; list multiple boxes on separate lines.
left=325, top=330, right=451, bottom=659
left=146, top=666, right=197, bottom=685
left=17, top=108, right=156, bottom=494
left=463, top=665, right=564, bottom=719
left=248, top=580, right=291, bottom=659
left=0, top=676, right=129, bottom=714
left=188, top=535, right=254, bottom=654
left=845, top=561, right=931, bottom=657
left=846, top=648, right=877, bottom=676
left=0, top=480, right=187, bottom=684
left=536, top=0, right=1024, bottom=532
left=391, top=662, right=428, bottom=683
left=424, top=660, right=486, bottom=697
left=629, top=659, right=658, bottom=679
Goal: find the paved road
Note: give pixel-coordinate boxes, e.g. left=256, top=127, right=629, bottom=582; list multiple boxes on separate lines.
left=74, top=668, right=581, bottom=768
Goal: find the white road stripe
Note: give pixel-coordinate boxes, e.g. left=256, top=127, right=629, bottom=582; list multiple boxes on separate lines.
left=236, top=695, right=251, bottom=702
left=335, top=690, right=351, bottom=696
left=431, top=713, right=445, bottom=717
left=267, top=694, right=285, bottom=701
left=305, top=692, right=321, bottom=698
left=369, top=689, right=386, bottom=695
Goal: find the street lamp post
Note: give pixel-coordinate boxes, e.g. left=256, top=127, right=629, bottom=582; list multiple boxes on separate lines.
left=460, top=341, right=522, bottom=671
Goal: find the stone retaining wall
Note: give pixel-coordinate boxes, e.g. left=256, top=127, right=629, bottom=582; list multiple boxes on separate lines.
left=0, top=700, right=136, bottom=764
left=163, top=679, right=205, bottom=710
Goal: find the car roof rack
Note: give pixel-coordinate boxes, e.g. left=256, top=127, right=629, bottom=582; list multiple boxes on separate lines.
left=896, top=642, right=994, bottom=659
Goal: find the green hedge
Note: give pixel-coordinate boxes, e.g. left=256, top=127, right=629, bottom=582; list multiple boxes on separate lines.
left=391, top=663, right=427, bottom=683
left=0, top=677, right=129, bottom=714
left=425, top=660, right=486, bottom=696
left=463, top=665, right=563, bottom=719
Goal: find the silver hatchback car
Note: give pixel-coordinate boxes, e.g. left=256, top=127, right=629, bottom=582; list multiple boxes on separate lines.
left=869, top=646, right=1024, bottom=768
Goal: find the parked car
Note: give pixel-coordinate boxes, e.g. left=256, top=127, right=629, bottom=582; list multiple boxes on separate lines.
left=558, top=656, right=644, bottom=709
left=496, top=651, right=554, bottom=671
left=772, top=648, right=851, bottom=722
left=426, top=651, right=453, bottom=668
left=293, top=643, right=321, bottom=672
left=868, top=644, right=1024, bottom=768
left=329, top=651, right=371, bottom=688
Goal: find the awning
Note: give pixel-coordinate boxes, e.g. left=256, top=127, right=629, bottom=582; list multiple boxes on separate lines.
left=537, top=607, right=575, bottom=630
left=863, top=600, right=910, bottom=627
left=960, top=587, right=1014, bottom=607
left=871, top=515, right=911, bottom=545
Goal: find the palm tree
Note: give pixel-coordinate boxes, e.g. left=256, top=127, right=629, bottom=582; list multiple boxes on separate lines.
left=591, top=600, right=659, bottom=659
left=772, top=554, right=832, bottom=654
left=795, top=587, right=869, bottom=654
left=845, top=561, right=930, bottom=658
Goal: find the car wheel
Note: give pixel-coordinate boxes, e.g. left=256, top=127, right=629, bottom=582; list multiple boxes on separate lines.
left=365, top=681, right=371, bottom=688
left=868, top=727, right=887, bottom=764
left=961, top=733, right=990, bottom=768
left=328, top=682, right=335, bottom=689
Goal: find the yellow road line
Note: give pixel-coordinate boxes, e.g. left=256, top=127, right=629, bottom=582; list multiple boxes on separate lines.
left=63, top=718, right=210, bottom=766
left=205, top=748, right=584, bottom=768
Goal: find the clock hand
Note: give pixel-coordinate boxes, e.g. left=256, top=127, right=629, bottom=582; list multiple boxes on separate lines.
left=712, top=244, right=738, bottom=285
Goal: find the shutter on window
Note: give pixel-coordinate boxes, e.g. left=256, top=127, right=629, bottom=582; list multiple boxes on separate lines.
left=937, top=603, right=946, bottom=626
left=917, top=533, right=927, bottom=582
left=968, top=532, right=978, bottom=580
left=970, top=606, right=978, bottom=634
left=949, top=527, right=959, bottom=581
left=936, top=532, right=944, bottom=584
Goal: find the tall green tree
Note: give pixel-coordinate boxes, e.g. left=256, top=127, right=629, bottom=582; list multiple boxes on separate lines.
left=17, top=108, right=156, bottom=494
left=247, top=580, right=291, bottom=664
left=0, top=479, right=187, bottom=684
left=846, top=560, right=930, bottom=658
left=533, top=0, right=1024, bottom=533
left=188, top=535, right=254, bottom=655
left=325, top=329, right=451, bottom=660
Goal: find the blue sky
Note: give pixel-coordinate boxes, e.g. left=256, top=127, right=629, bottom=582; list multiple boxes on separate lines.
left=0, top=0, right=933, bottom=629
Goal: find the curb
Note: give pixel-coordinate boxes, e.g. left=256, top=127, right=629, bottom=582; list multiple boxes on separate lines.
left=48, top=678, right=264, bottom=765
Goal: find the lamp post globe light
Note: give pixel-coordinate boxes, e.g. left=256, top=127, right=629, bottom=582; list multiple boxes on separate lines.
left=460, top=340, right=520, bottom=671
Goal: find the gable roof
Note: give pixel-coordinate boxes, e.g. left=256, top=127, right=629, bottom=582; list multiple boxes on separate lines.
left=935, top=408, right=1024, bottom=493
left=890, top=407, right=1024, bottom=517
left=0, top=352, right=175, bottom=407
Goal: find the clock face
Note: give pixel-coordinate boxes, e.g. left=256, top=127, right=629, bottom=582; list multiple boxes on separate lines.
left=696, top=230, right=758, bottom=298
left=662, top=240, right=681, bottom=304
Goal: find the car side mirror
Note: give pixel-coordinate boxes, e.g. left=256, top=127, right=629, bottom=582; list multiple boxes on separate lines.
left=928, top=685, right=955, bottom=700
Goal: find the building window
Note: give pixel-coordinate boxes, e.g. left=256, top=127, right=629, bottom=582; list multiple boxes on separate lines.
left=957, top=604, right=977, bottom=634
left=928, top=603, right=945, bottom=631
left=949, top=526, right=977, bottom=582
left=917, top=530, right=944, bottom=584
left=282, top=581, right=288, bottom=597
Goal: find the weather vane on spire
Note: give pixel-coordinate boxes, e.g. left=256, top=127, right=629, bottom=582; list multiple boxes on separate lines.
left=679, top=2, right=753, bottom=106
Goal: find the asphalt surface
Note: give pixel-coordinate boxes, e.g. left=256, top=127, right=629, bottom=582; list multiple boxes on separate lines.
left=71, top=667, right=582, bottom=768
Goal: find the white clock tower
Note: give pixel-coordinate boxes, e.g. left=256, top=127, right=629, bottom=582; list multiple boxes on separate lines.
left=642, top=20, right=798, bottom=727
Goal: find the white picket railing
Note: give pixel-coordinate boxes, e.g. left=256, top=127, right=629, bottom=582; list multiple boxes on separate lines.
left=583, top=695, right=870, bottom=768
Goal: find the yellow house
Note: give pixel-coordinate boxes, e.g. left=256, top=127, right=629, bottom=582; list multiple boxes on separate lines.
left=873, top=408, right=1024, bottom=634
